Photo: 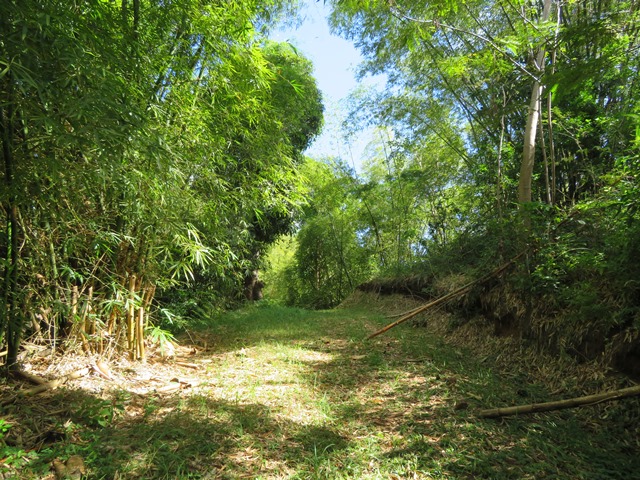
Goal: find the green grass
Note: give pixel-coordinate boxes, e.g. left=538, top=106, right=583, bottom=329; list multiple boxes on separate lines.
left=4, top=303, right=639, bottom=479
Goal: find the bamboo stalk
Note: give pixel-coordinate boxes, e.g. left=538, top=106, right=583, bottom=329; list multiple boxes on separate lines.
left=70, top=285, right=84, bottom=348
left=97, top=331, right=104, bottom=355
left=78, top=286, right=93, bottom=353
left=367, top=251, right=527, bottom=340
left=137, top=306, right=145, bottom=360
left=18, top=367, right=90, bottom=396
left=126, top=275, right=136, bottom=357
left=85, top=286, right=94, bottom=336
left=71, top=285, right=79, bottom=322
left=367, top=284, right=475, bottom=340
left=13, top=369, right=48, bottom=385
left=142, top=284, right=156, bottom=310
left=107, top=307, right=117, bottom=336
left=478, top=385, right=640, bottom=418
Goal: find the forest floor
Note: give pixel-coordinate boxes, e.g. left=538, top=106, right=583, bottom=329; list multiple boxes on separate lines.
left=2, top=298, right=639, bottom=479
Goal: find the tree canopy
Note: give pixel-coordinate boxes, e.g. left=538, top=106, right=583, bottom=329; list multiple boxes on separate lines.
left=3, top=0, right=640, bottom=377
left=268, top=0, right=640, bottom=368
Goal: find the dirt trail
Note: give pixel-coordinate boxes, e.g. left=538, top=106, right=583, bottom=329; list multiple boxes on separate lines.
left=2, top=304, right=639, bottom=479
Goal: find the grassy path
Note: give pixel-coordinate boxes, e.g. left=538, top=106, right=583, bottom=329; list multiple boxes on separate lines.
left=6, top=304, right=640, bottom=479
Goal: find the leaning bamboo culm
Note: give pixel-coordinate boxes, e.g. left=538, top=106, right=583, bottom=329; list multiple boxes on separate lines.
left=367, top=251, right=527, bottom=340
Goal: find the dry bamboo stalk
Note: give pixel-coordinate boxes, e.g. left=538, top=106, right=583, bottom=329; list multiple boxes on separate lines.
left=367, top=285, right=475, bottom=340
left=126, top=275, right=136, bottom=356
left=367, top=251, right=527, bottom=340
left=80, top=286, right=90, bottom=329
left=76, top=300, right=87, bottom=352
left=156, top=378, right=197, bottom=393
left=156, top=381, right=183, bottom=393
left=79, top=287, right=92, bottom=353
left=80, top=334, right=90, bottom=353
left=14, top=369, right=48, bottom=385
left=478, top=385, right=640, bottom=418
left=107, top=308, right=117, bottom=336
left=71, top=285, right=79, bottom=333
left=85, top=286, right=94, bottom=336
left=134, top=309, right=140, bottom=360
left=143, top=284, right=156, bottom=309
left=70, top=285, right=84, bottom=347
left=19, top=367, right=90, bottom=396
left=97, top=331, right=104, bottom=355
left=71, top=285, right=79, bottom=313
left=137, top=306, right=145, bottom=360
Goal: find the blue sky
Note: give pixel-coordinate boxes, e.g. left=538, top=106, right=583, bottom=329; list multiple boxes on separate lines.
left=271, top=1, right=383, bottom=166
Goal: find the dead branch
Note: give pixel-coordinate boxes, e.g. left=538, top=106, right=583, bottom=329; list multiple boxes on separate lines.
left=19, top=367, right=90, bottom=396
left=478, top=384, right=640, bottom=418
left=174, top=361, right=200, bottom=370
left=13, top=369, right=48, bottom=385
left=367, top=251, right=527, bottom=340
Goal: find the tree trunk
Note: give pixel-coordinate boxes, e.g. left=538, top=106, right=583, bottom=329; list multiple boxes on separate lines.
left=244, top=270, right=264, bottom=301
left=517, top=0, right=553, bottom=204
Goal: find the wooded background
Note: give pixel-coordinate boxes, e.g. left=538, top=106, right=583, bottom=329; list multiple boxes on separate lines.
left=2, top=0, right=639, bottom=375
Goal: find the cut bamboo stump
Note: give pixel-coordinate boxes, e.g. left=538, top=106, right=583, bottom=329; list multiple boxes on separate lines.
left=478, top=385, right=640, bottom=418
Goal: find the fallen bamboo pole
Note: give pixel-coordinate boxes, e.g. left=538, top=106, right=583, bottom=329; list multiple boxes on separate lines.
left=367, top=283, right=476, bottom=340
left=18, top=367, right=91, bottom=396
left=13, top=369, right=48, bottom=385
left=478, top=385, right=640, bottom=418
left=367, top=251, right=527, bottom=340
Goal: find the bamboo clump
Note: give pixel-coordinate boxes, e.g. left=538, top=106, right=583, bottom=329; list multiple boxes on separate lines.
left=63, top=271, right=155, bottom=360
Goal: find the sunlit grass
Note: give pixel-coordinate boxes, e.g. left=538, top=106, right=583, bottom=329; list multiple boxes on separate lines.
left=205, top=341, right=336, bottom=424
left=9, top=303, right=640, bottom=479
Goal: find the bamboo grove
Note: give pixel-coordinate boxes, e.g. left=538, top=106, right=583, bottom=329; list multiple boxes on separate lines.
left=0, top=0, right=323, bottom=367
left=274, top=0, right=640, bottom=367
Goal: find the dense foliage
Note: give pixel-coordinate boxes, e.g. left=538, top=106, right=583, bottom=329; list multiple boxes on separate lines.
left=0, top=0, right=322, bottom=366
left=3, top=0, right=640, bottom=374
left=272, top=0, right=640, bottom=368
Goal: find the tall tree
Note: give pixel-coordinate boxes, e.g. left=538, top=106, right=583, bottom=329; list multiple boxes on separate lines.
left=518, top=0, right=554, bottom=204
left=328, top=0, right=640, bottom=209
